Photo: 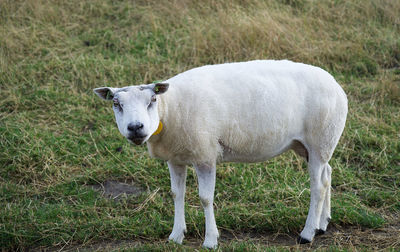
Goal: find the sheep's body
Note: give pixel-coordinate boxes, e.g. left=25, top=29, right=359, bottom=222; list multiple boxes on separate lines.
left=94, top=60, right=348, bottom=248
left=148, top=60, right=347, bottom=166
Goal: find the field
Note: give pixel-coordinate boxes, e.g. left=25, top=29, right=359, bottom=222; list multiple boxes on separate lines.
left=0, top=0, right=399, bottom=251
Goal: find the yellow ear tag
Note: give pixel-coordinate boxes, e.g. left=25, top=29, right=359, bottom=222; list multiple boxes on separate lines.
left=152, top=121, right=163, bottom=136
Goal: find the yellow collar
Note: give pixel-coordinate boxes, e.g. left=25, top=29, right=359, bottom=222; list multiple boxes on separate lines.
left=152, top=121, right=163, bottom=136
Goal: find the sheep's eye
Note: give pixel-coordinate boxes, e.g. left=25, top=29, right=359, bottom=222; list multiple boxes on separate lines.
left=113, top=99, right=122, bottom=111
left=148, top=96, right=156, bottom=110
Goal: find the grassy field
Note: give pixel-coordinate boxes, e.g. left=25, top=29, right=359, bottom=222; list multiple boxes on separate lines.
left=0, top=0, right=399, bottom=250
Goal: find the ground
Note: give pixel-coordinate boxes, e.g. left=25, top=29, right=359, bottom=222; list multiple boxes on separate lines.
left=32, top=180, right=400, bottom=251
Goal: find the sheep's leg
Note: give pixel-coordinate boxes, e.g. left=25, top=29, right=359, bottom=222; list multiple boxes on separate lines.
left=317, top=163, right=332, bottom=234
left=168, top=162, right=187, bottom=244
left=299, top=157, right=329, bottom=243
left=195, top=163, right=219, bottom=249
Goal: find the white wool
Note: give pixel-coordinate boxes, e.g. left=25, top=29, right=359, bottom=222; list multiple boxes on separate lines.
left=147, top=60, right=347, bottom=166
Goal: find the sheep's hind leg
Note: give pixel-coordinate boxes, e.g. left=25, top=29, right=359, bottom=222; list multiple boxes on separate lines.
left=168, top=162, right=187, bottom=244
left=317, top=163, right=332, bottom=235
left=195, top=163, right=219, bottom=249
left=298, top=156, right=330, bottom=244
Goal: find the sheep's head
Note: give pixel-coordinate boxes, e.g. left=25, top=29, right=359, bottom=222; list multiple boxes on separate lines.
left=93, top=83, right=169, bottom=145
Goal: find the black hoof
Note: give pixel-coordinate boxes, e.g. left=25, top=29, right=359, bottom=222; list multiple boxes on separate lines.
left=315, top=229, right=325, bottom=236
left=297, top=236, right=311, bottom=244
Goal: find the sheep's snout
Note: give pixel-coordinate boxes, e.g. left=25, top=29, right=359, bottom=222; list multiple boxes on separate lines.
left=127, top=122, right=144, bottom=132
left=126, top=122, right=146, bottom=145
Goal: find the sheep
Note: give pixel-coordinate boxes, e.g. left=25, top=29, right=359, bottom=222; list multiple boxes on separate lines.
left=93, top=59, right=348, bottom=248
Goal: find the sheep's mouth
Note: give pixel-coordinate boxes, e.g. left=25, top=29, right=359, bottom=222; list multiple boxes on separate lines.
left=127, top=136, right=146, bottom=145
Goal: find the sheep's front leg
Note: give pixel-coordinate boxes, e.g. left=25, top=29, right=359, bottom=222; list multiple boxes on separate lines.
left=168, top=162, right=187, bottom=244
left=195, top=163, right=219, bottom=249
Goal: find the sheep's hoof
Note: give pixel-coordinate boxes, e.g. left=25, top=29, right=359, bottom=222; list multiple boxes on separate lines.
left=202, top=239, right=218, bottom=249
left=297, top=236, right=311, bottom=244
left=168, top=230, right=185, bottom=244
left=315, top=229, right=325, bottom=236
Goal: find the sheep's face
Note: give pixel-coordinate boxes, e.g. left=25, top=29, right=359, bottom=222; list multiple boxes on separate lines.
left=93, top=83, right=169, bottom=145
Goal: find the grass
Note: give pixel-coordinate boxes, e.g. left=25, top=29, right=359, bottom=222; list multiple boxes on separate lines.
left=0, top=0, right=399, bottom=250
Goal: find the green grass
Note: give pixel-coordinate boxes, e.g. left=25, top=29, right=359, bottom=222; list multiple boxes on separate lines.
left=0, top=0, right=399, bottom=250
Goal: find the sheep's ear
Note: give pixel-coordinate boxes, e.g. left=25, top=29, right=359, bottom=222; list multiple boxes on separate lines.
left=153, top=83, right=169, bottom=95
left=93, top=87, right=117, bottom=100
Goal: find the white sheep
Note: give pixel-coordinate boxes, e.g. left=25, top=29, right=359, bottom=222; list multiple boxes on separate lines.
left=94, top=60, right=348, bottom=248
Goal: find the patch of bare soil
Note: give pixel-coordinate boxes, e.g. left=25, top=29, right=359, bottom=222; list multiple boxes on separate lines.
left=88, top=180, right=144, bottom=199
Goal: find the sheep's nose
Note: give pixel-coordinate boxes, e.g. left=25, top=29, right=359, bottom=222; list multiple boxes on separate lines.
left=127, top=122, right=143, bottom=133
